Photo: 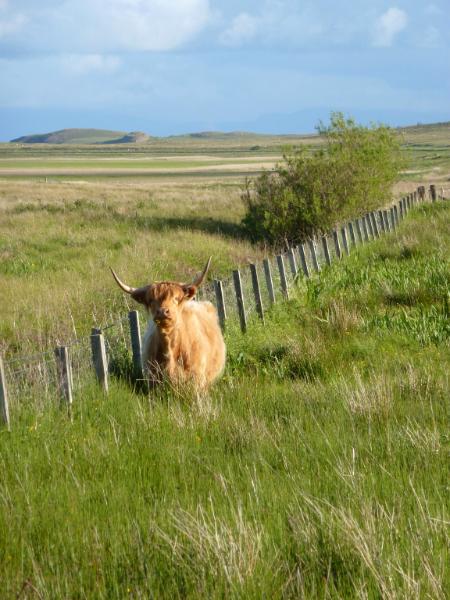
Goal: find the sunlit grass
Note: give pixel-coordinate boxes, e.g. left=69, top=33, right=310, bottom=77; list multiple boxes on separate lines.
left=0, top=201, right=448, bottom=598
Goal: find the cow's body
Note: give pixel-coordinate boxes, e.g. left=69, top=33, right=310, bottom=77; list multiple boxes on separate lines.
left=142, top=299, right=225, bottom=387
left=111, top=258, right=225, bottom=390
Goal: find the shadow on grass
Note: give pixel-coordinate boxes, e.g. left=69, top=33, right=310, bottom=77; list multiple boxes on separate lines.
left=132, top=215, right=246, bottom=240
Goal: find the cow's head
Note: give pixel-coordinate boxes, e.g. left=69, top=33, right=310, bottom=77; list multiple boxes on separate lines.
left=111, top=258, right=211, bottom=330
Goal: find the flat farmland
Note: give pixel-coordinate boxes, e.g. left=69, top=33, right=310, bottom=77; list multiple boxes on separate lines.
left=1, top=123, right=449, bottom=182
left=0, top=155, right=279, bottom=177
left=0, top=132, right=310, bottom=178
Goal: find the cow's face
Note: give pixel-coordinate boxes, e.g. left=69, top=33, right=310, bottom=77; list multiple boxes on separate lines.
left=111, top=257, right=211, bottom=331
left=145, top=282, right=196, bottom=330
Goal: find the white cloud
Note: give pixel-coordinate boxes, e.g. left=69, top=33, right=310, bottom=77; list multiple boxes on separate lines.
left=61, top=54, right=122, bottom=75
left=0, top=0, right=212, bottom=52
left=372, top=7, right=408, bottom=47
left=219, top=3, right=324, bottom=48
left=93, top=0, right=212, bottom=51
left=220, top=13, right=258, bottom=47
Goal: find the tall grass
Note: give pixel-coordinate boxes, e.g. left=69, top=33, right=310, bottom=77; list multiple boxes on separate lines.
left=0, top=178, right=261, bottom=357
left=0, top=202, right=448, bottom=598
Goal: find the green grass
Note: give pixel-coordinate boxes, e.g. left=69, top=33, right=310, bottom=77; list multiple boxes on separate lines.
left=0, top=178, right=261, bottom=356
left=0, top=202, right=448, bottom=598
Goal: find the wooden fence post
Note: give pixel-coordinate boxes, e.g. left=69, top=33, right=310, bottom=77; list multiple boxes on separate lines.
left=0, top=356, right=10, bottom=430
left=383, top=210, right=390, bottom=232
left=276, top=255, right=289, bottom=299
left=214, top=279, right=227, bottom=330
left=233, top=270, right=247, bottom=333
left=250, top=264, right=265, bottom=323
left=399, top=200, right=404, bottom=220
left=394, top=205, right=399, bottom=226
left=348, top=222, right=356, bottom=246
left=390, top=207, right=396, bottom=230
left=341, top=226, right=350, bottom=255
left=321, top=235, right=331, bottom=266
left=378, top=210, right=386, bottom=233
left=263, top=258, right=276, bottom=304
left=90, top=328, right=109, bottom=393
left=430, top=184, right=436, bottom=202
left=418, top=185, right=425, bottom=202
left=308, top=239, right=320, bottom=272
left=287, top=248, right=298, bottom=278
left=354, top=219, right=363, bottom=243
left=361, top=217, right=369, bottom=242
left=332, top=229, right=342, bottom=259
left=365, top=214, right=374, bottom=238
left=54, top=345, right=73, bottom=412
left=128, top=310, right=143, bottom=381
left=297, top=244, right=310, bottom=278
left=370, top=213, right=379, bottom=238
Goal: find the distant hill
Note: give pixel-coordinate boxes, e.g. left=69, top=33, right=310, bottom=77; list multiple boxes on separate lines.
left=102, top=131, right=150, bottom=144
left=398, top=121, right=450, bottom=132
left=398, top=121, right=450, bottom=145
left=10, top=121, right=449, bottom=146
left=11, top=128, right=150, bottom=145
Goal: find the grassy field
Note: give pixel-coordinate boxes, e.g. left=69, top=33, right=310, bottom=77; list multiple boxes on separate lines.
left=0, top=122, right=449, bottom=598
left=0, top=201, right=449, bottom=598
left=0, top=176, right=266, bottom=357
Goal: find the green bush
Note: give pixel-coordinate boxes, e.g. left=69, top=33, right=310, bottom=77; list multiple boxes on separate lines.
left=242, top=113, right=404, bottom=246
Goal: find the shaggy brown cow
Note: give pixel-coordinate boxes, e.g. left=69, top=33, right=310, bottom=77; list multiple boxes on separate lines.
left=111, top=258, right=226, bottom=389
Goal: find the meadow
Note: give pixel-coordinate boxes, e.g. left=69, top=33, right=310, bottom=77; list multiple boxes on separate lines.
left=0, top=125, right=449, bottom=598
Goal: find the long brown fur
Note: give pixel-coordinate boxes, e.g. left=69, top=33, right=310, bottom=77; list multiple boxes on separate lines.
left=117, top=277, right=225, bottom=390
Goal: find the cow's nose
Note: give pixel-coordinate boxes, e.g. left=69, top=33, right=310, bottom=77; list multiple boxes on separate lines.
left=156, top=307, right=170, bottom=319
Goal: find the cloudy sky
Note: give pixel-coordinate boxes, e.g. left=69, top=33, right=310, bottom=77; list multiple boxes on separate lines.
left=0, top=0, right=448, bottom=140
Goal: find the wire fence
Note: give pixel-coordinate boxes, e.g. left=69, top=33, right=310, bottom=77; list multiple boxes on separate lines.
left=0, top=184, right=447, bottom=429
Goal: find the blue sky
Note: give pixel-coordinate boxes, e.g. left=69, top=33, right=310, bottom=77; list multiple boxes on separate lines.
left=0, top=0, right=449, bottom=140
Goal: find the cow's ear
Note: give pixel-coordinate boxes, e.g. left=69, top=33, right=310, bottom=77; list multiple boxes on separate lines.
left=131, top=286, right=149, bottom=305
left=183, top=285, right=197, bottom=300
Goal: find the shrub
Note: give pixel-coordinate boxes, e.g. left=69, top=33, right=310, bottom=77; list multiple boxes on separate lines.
left=242, top=112, right=404, bottom=246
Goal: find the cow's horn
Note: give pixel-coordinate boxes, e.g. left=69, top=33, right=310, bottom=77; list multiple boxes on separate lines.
left=110, top=268, right=136, bottom=294
left=192, top=257, right=212, bottom=287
